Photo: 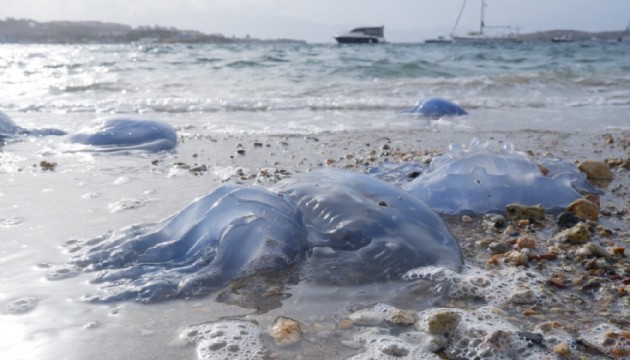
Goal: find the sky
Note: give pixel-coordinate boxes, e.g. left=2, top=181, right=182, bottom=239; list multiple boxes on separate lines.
left=3, top=0, right=630, bottom=43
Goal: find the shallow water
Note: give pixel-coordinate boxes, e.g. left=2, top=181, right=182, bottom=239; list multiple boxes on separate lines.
left=1, top=41, right=629, bottom=359
left=1, top=41, right=629, bottom=134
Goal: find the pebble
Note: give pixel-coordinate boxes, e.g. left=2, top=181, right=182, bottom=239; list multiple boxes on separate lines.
left=505, top=203, right=545, bottom=222
left=386, top=310, right=417, bottom=327
left=348, top=309, right=384, bottom=326
left=337, top=319, right=353, bottom=330
left=506, top=250, right=529, bottom=267
left=483, top=213, right=506, bottom=229
left=553, top=222, right=591, bottom=245
left=576, top=246, right=593, bottom=257
left=489, top=241, right=512, bottom=255
left=516, top=235, right=537, bottom=250
left=611, top=247, right=625, bottom=256
left=553, top=341, right=571, bottom=356
left=556, top=212, right=582, bottom=229
left=585, top=243, right=614, bottom=262
left=270, top=316, right=302, bottom=347
left=461, top=215, right=473, bottom=223
left=40, top=160, right=57, bottom=171
left=510, top=286, right=536, bottom=305
left=605, top=157, right=630, bottom=170
left=578, top=160, right=614, bottom=180
left=566, top=198, right=599, bottom=221
left=426, top=310, right=460, bottom=335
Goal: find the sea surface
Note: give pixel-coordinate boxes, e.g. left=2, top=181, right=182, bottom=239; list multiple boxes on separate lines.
left=1, top=41, right=629, bottom=134
left=1, top=41, right=629, bottom=360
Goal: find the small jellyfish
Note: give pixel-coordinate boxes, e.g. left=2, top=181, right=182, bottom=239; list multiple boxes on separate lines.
left=403, top=98, right=467, bottom=118
left=69, top=117, right=177, bottom=152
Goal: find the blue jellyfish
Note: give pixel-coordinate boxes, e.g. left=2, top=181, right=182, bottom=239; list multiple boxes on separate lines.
left=404, top=98, right=467, bottom=117
left=69, top=117, right=177, bottom=152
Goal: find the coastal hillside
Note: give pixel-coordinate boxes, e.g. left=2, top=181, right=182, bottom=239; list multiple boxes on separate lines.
left=0, top=18, right=304, bottom=44
left=518, top=29, right=626, bottom=41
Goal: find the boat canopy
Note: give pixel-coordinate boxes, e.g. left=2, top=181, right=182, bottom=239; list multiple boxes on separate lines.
left=349, top=26, right=384, bottom=37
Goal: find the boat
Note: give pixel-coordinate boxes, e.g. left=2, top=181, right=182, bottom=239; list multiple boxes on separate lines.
left=618, top=21, right=630, bottom=42
left=424, top=36, right=453, bottom=44
left=551, top=34, right=575, bottom=43
left=334, top=26, right=386, bottom=44
left=450, top=0, right=521, bottom=43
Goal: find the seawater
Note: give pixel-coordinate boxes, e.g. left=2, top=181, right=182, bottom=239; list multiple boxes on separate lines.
left=1, top=41, right=629, bottom=359
left=1, top=41, right=629, bottom=134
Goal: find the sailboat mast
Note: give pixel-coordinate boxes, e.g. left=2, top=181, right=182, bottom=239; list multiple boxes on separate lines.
left=451, top=0, right=467, bottom=37
left=480, top=0, right=486, bottom=35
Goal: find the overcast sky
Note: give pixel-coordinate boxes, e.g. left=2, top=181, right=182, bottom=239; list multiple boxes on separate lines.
left=3, top=0, right=630, bottom=42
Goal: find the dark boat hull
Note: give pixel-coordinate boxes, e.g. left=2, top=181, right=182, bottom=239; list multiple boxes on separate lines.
left=335, top=36, right=381, bottom=44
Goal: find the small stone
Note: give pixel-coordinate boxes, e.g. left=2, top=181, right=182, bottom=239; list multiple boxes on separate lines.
left=482, top=213, right=506, bottom=228
left=584, top=194, right=600, bottom=207
left=489, top=241, right=512, bottom=255
left=477, top=237, right=496, bottom=248
left=599, top=227, right=613, bottom=237
left=566, top=198, right=599, bottom=221
left=487, top=254, right=504, bottom=266
left=40, top=160, right=57, bottom=171
left=387, top=310, right=417, bottom=327
left=547, top=278, right=568, bottom=289
left=461, top=215, right=473, bottom=223
left=348, top=309, right=384, bottom=326
left=381, top=344, right=409, bottom=357
left=605, top=158, right=630, bottom=170
left=578, top=160, right=614, bottom=180
left=585, top=243, right=614, bottom=262
left=506, top=250, right=529, bottom=267
left=510, top=286, right=536, bottom=305
left=604, top=134, right=615, bottom=144
left=537, top=321, right=562, bottom=332
left=506, top=203, right=545, bottom=222
left=516, top=236, right=537, bottom=250
left=426, top=310, right=460, bottom=336
left=553, top=222, right=591, bottom=245
left=337, top=319, right=353, bottom=330
left=612, top=247, right=625, bottom=256
left=576, top=246, right=593, bottom=257
left=522, top=308, right=540, bottom=316
left=325, top=158, right=336, bottom=166
left=270, top=316, right=302, bottom=347
left=553, top=341, right=571, bottom=356
left=557, top=212, right=583, bottom=229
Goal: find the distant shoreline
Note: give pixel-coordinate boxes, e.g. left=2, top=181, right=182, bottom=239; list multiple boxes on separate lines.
left=0, top=18, right=306, bottom=45
left=0, top=18, right=627, bottom=44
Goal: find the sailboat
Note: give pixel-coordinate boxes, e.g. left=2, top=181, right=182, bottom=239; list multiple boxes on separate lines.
left=450, top=0, right=521, bottom=43
left=618, top=21, right=630, bottom=42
